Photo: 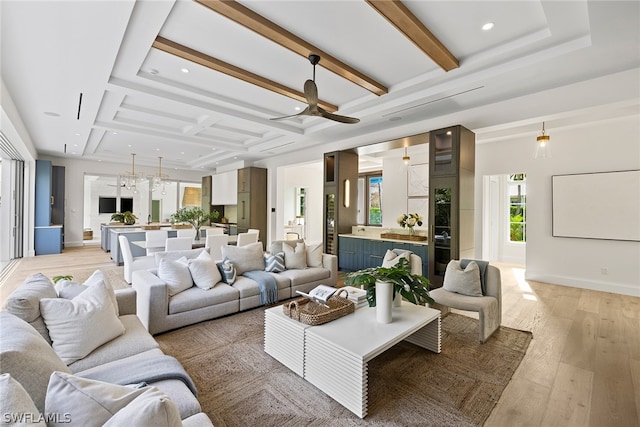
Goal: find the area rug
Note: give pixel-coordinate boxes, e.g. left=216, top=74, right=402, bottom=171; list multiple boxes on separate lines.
left=155, top=307, right=532, bottom=427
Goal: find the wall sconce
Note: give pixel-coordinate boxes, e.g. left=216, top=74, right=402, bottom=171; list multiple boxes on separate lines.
left=402, top=147, right=410, bottom=165
left=343, top=179, right=350, bottom=208
left=534, top=122, right=551, bottom=159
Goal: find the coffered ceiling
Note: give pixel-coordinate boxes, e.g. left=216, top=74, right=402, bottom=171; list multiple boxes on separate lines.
left=1, top=0, right=638, bottom=172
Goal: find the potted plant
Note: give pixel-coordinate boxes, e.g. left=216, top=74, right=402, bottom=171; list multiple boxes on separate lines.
left=170, top=207, right=220, bottom=240
left=344, top=257, right=434, bottom=323
left=110, top=211, right=137, bottom=225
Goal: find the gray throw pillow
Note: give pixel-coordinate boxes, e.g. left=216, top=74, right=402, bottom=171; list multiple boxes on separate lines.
left=443, top=260, right=483, bottom=297
left=221, top=242, right=264, bottom=275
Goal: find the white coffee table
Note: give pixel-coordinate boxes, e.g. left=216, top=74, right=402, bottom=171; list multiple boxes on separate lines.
left=264, top=302, right=441, bottom=418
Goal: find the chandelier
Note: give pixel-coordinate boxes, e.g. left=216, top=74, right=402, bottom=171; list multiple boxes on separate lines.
left=150, top=156, right=169, bottom=195
left=121, top=153, right=142, bottom=193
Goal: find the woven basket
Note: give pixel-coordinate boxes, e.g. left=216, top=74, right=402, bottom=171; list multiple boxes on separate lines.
left=283, top=289, right=355, bottom=326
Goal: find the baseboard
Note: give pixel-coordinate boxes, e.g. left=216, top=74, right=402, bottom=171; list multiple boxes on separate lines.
left=525, top=272, right=640, bottom=297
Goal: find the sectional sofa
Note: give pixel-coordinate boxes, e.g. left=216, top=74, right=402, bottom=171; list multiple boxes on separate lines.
left=0, top=272, right=213, bottom=426
left=132, top=240, right=338, bottom=335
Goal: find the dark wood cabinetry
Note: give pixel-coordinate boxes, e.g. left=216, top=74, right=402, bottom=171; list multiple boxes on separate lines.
left=323, top=150, right=358, bottom=255
left=236, top=167, right=267, bottom=249
left=428, top=125, right=475, bottom=287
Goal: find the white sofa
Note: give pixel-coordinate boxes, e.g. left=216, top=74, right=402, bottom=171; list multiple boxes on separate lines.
left=133, top=241, right=338, bottom=335
left=0, top=273, right=213, bottom=426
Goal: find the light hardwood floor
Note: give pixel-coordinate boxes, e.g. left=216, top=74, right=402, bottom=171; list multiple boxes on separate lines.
left=1, top=247, right=638, bottom=426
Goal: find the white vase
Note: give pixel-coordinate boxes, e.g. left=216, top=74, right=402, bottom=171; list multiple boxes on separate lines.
left=376, top=281, right=393, bottom=323
left=393, top=291, right=402, bottom=307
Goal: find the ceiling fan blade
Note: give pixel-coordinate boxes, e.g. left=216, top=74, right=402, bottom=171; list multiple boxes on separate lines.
left=318, top=107, right=360, bottom=124
left=304, top=79, right=318, bottom=108
left=270, top=106, right=311, bottom=121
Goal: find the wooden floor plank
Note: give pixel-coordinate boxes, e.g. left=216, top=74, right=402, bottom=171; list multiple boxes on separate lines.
left=541, top=362, right=593, bottom=426
left=484, top=377, right=550, bottom=427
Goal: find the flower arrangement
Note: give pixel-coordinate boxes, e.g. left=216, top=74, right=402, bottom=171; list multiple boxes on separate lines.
left=397, top=213, right=423, bottom=235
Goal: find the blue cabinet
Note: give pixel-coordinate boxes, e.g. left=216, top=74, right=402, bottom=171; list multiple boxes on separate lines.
left=338, top=236, right=429, bottom=277
left=34, top=160, right=64, bottom=255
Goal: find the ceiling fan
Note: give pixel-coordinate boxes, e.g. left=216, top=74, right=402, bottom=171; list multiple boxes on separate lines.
left=271, top=54, right=360, bottom=124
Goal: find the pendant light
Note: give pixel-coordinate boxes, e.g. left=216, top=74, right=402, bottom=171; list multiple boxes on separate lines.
left=121, top=153, right=142, bottom=193
left=534, top=122, right=551, bottom=159
left=402, top=147, right=410, bottom=164
left=150, top=156, right=169, bottom=195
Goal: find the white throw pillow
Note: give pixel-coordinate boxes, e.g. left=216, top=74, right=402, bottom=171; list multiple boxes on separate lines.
left=0, top=373, right=46, bottom=426
left=39, top=282, right=125, bottom=365
left=221, top=242, right=265, bottom=275
left=283, top=242, right=307, bottom=269
left=55, top=270, right=119, bottom=315
left=381, top=250, right=411, bottom=269
left=45, top=372, right=181, bottom=427
left=443, top=260, right=483, bottom=297
left=157, top=257, right=193, bottom=296
left=305, top=242, right=323, bottom=268
left=187, top=250, right=222, bottom=290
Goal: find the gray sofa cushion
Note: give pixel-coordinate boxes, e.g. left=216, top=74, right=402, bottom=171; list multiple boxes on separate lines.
left=68, top=314, right=159, bottom=373
left=279, top=267, right=330, bottom=286
left=5, top=273, right=57, bottom=343
left=169, top=283, right=239, bottom=315
left=0, top=311, right=71, bottom=414
left=75, top=349, right=203, bottom=420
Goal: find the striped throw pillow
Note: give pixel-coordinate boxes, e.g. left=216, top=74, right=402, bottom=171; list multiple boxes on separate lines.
left=264, top=252, right=285, bottom=273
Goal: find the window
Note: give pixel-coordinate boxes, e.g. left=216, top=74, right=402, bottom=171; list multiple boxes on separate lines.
left=508, top=173, right=526, bottom=242
left=357, top=173, right=383, bottom=226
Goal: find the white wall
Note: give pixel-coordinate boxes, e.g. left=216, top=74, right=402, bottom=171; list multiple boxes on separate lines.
left=476, top=115, right=640, bottom=296
left=277, top=162, right=324, bottom=244
left=40, top=155, right=205, bottom=248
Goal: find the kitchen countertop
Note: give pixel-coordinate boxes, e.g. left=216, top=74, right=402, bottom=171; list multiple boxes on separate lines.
left=339, top=233, right=428, bottom=245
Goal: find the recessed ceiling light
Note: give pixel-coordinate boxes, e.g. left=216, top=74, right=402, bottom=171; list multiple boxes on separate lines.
left=44, top=111, right=60, bottom=117
left=127, top=144, right=132, bottom=147
left=98, top=159, right=102, bottom=162
left=482, top=22, right=494, bottom=31
left=181, top=68, right=189, bottom=73
left=75, top=133, right=80, bottom=136
left=112, top=132, right=118, bottom=135
left=294, top=106, right=301, bottom=111
left=148, top=69, right=159, bottom=75
left=233, top=156, right=237, bottom=159
left=156, top=148, right=160, bottom=151
left=71, top=152, right=76, bottom=155
left=212, top=148, right=216, bottom=151
left=180, top=151, right=185, bottom=155
left=73, top=144, right=78, bottom=147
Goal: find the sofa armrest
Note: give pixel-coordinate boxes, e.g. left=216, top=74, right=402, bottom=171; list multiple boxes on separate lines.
left=132, top=270, right=170, bottom=335
left=115, top=288, right=137, bottom=315
left=322, top=253, right=338, bottom=286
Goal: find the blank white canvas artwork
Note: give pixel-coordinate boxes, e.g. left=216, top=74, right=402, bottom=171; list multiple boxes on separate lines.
left=552, top=170, right=640, bottom=242
left=408, top=164, right=429, bottom=197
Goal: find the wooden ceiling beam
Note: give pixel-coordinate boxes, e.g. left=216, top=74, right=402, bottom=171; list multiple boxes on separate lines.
left=152, top=36, right=338, bottom=113
left=366, top=0, right=459, bottom=72
left=194, top=0, right=388, bottom=96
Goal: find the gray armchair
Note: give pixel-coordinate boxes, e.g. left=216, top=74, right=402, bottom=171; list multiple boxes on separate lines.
left=430, top=259, right=502, bottom=343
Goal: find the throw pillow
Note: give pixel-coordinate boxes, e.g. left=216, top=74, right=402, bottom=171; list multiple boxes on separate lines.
left=187, top=250, right=222, bottom=290
left=55, top=270, right=119, bottom=315
left=381, top=249, right=411, bottom=269
left=305, top=242, right=323, bottom=268
left=269, top=239, right=303, bottom=256
left=264, top=252, right=285, bottom=273
left=283, top=242, right=307, bottom=269
left=45, top=372, right=181, bottom=427
left=0, top=373, right=46, bottom=427
left=157, top=257, right=193, bottom=296
left=0, top=312, right=72, bottom=414
left=216, top=259, right=236, bottom=285
left=39, top=281, right=125, bottom=365
left=221, top=242, right=264, bottom=275
left=5, top=273, right=57, bottom=343
left=443, top=260, right=483, bottom=297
